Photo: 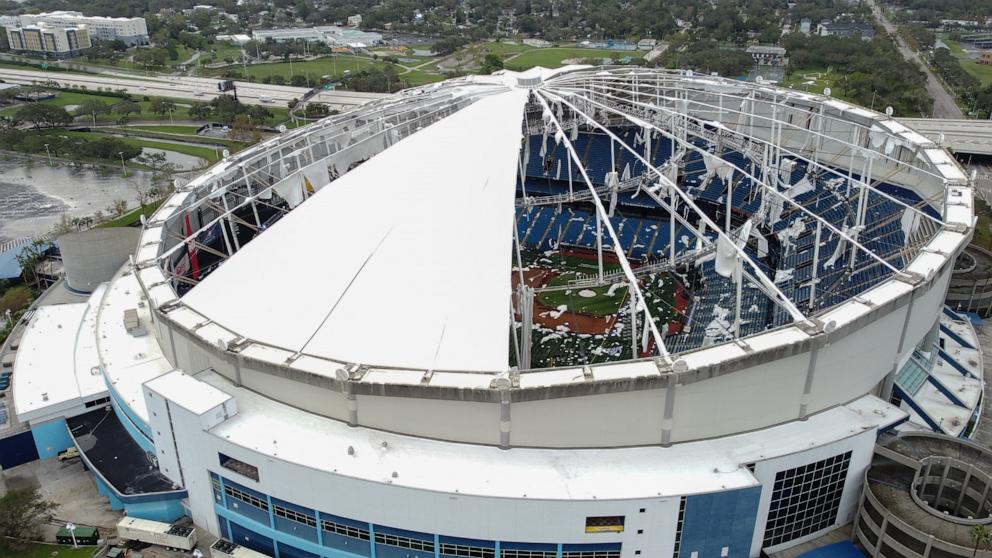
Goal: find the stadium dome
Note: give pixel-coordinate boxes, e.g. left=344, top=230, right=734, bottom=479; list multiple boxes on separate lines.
left=20, top=66, right=976, bottom=558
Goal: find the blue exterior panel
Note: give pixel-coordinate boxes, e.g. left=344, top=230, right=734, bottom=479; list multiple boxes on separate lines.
left=124, top=498, right=186, bottom=522
left=0, top=430, right=39, bottom=469
left=31, top=417, right=72, bottom=459
left=231, top=521, right=277, bottom=557
left=679, top=486, right=761, bottom=558
left=276, top=516, right=318, bottom=544
left=375, top=544, right=433, bottom=558
left=279, top=542, right=321, bottom=558
left=323, top=531, right=372, bottom=557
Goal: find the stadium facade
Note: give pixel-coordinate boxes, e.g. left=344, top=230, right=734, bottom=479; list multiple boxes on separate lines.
left=6, top=67, right=979, bottom=557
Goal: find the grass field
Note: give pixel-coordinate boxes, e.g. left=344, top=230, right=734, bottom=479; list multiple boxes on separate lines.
left=130, top=124, right=204, bottom=135
left=0, top=89, right=292, bottom=126
left=941, top=37, right=992, bottom=86
left=208, top=56, right=389, bottom=82
left=51, top=130, right=221, bottom=164
left=3, top=543, right=96, bottom=558
left=537, top=279, right=629, bottom=315
left=99, top=198, right=166, bottom=228
left=503, top=47, right=640, bottom=71
left=532, top=254, right=627, bottom=315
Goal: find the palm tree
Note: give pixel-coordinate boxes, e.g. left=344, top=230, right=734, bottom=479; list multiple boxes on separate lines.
left=972, top=525, right=991, bottom=558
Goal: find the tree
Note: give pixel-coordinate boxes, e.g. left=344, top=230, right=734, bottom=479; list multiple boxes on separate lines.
left=14, top=104, right=72, bottom=128
left=303, top=102, right=330, bottom=119
left=108, top=198, right=129, bottom=218
left=115, top=100, right=141, bottom=126
left=149, top=98, right=177, bottom=119
left=973, top=525, right=992, bottom=558
left=290, top=74, right=308, bottom=87
left=0, top=488, right=58, bottom=548
left=188, top=101, right=213, bottom=121
left=133, top=47, right=169, bottom=69
left=228, top=114, right=259, bottom=142
left=481, top=54, right=503, bottom=75
left=77, top=98, right=110, bottom=125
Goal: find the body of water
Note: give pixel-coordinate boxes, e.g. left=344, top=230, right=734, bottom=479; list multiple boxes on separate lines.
left=0, top=159, right=153, bottom=243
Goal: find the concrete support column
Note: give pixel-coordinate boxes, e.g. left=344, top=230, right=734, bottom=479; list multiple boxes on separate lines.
left=661, top=373, right=677, bottom=446
left=923, top=535, right=934, bottom=558
left=799, top=345, right=820, bottom=419
left=872, top=516, right=888, bottom=558
left=499, top=387, right=511, bottom=450
left=954, top=466, right=973, bottom=516
left=935, top=462, right=951, bottom=506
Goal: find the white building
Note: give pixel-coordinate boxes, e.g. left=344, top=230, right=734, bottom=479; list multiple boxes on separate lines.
left=253, top=26, right=382, bottom=48
left=1, top=67, right=979, bottom=558
left=347, top=15, right=362, bottom=28
left=6, top=22, right=91, bottom=58
left=18, top=11, right=148, bottom=46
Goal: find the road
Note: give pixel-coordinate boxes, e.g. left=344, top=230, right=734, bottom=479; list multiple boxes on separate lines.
left=0, top=68, right=388, bottom=109
left=867, top=0, right=963, bottom=119
left=900, top=117, right=992, bottom=155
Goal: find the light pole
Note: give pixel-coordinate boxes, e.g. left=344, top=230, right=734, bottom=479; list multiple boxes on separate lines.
left=118, top=151, right=127, bottom=176
left=43, top=143, right=53, bottom=166
left=66, top=522, right=77, bottom=549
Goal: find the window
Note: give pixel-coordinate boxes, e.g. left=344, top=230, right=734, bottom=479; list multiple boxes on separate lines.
left=762, top=451, right=852, bottom=548
left=672, top=497, right=686, bottom=558
left=501, top=550, right=555, bottom=558
left=562, top=550, right=620, bottom=558
left=223, top=484, right=269, bottom=512
left=374, top=533, right=435, bottom=552
left=585, top=516, right=625, bottom=533
left=210, top=473, right=222, bottom=503
left=274, top=505, right=317, bottom=528
left=440, top=543, right=495, bottom=558
left=85, top=396, right=110, bottom=408
left=322, top=520, right=370, bottom=541
left=219, top=453, right=260, bottom=482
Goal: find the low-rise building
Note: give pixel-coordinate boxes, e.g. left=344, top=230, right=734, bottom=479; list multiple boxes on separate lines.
left=18, top=11, right=147, bottom=46
left=817, top=21, right=875, bottom=41
left=347, top=14, right=362, bottom=28
left=6, top=23, right=91, bottom=58
left=253, top=26, right=382, bottom=47
left=746, top=45, right=787, bottom=66
left=523, top=38, right=551, bottom=48
left=980, top=51, right=992, bottom=65
left=637, top=38, right=657, bottom=51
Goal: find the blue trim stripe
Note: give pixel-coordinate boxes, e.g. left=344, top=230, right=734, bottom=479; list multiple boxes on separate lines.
left=926, top=376, right=966, bottom=408
left=938, top=349, right=975, bottom=378
left=893, top=384, right=942, bottom=432
left=940, top=324, right=975, bottom=350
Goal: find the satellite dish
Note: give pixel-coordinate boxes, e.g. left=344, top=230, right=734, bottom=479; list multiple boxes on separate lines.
left=335, top=368, right=350, bottom=382
left=278, top=124, right=288, bottom=133
left=222, top=149, right=231, bottom=158
left=493, top=376, right=511, bottom=390
left=822, top=320, right=837, bottom=333
left=823, top=87, right=831, bottom=97
left=755, top=76, right=764, bottom=84
left=672, top=359, right=689, bottom=373
left=885, top=106, right=894, bottom=116
left=139, top=214, right=147, bottom=227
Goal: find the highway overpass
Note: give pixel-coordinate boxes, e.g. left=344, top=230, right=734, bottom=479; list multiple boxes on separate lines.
left=901, top=118, right=992, bottom=156
left=0, top=68, right=388, bottom=109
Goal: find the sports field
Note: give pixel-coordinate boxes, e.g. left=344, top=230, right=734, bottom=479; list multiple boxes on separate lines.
left=512, top=248, right=686, bottom=368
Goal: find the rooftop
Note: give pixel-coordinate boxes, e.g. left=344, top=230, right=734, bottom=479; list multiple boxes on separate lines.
left=12, top=296, right=107, bottom=423
left=182, top=88, right=529, bottom=372
left=201, top=361, right=905, bottom=501
left=68, top=407, right=180, bottom=496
